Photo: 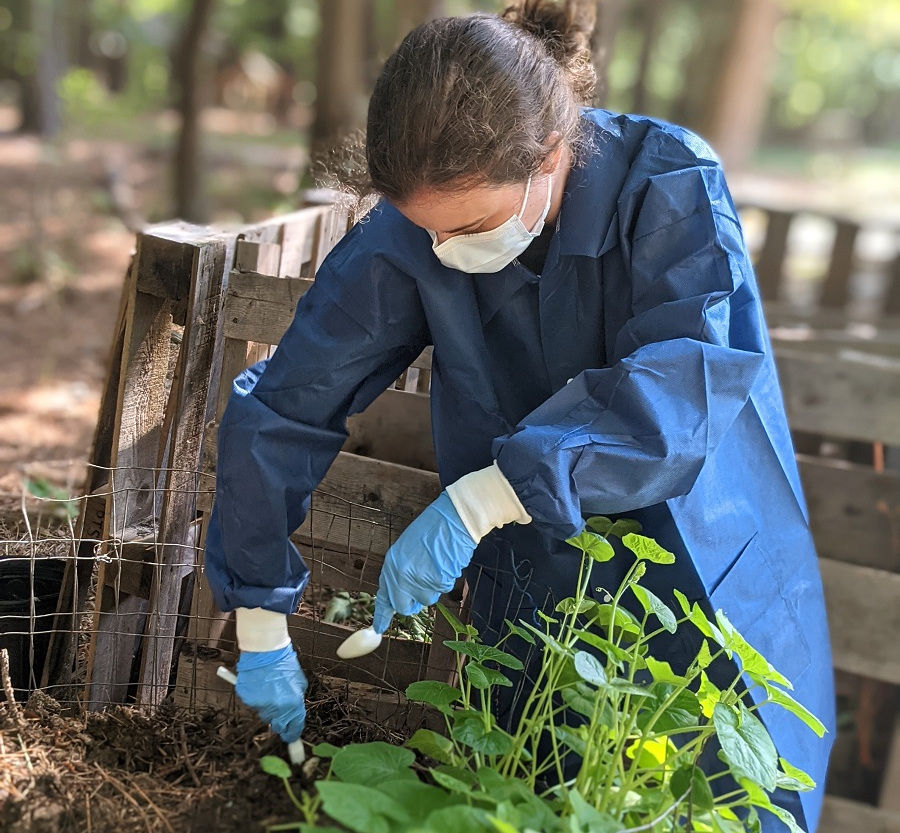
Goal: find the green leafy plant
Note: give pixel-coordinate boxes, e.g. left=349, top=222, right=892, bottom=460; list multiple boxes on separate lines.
left=262, top=518, right=825, bottom=833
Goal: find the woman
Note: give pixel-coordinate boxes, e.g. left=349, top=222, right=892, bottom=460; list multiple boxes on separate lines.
left=205, top=2, right=834, bottom=829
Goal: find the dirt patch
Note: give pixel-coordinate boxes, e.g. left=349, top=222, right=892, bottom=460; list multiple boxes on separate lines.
left=1, top=679, right=407, bottom=833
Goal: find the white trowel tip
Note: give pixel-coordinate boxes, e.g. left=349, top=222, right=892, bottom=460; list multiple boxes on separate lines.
left=336, top=627, right=382, bottom=659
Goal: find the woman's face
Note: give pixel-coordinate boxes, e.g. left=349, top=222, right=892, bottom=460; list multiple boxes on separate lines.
left=394, top=145, right=570, bottom=244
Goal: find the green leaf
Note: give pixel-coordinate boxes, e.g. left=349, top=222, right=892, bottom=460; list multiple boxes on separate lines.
left=673, top=588, right=692, bottom=617
left=631, top=585, right=677, bottom=633
left=776, top=757, right=817, bottom=792
left=604, top=678, right=654, bottom=698
left=556, top=598, right=597, bottom=615
left=405, top=680, right=462, bottom=715
left=670, top=765, right=714, bottom=811
left=752, top=677, right=827, bottom=738
left=555, top=724, right=587, bottom=757
left=567, top=530, right=616, bottom=562
left=574, top=651, right=608, bottom=686
left=593, top=605, right=642, bottom=638
left=503, top=618, right=536, bottom=645
left=437, top=602, right=478, bottom=637
left=585, top=516, right=613, bottom=535
left=562, top=685, right=603, bottom=719
left=714, top=609, right=792, bottom=689
left=406, top=729, right=455, bottom=764
left=426, top=805, right=493, bottom=830
left=311, top=742, right=341, bottom=758
left=696, top=639, right=713, bottom=669
left=645, top=656, right=689, bottom=686
left=466, top=662, right=513, bottom=690
left=432, top=767, right=477, bottom=795
left=568, top=788, right=625, bottom=831
left=330, top=742, right=416, bottom=786
left=443, top=641, right=525, bottom=670
left=373, top=778, right=456, bottom=822
left=260, top=755, right=292, bottom=779
left=622, top=533, right=675, bottom=564
left=316, top=781, right=410, bottom=833
left=697, top=671, right=721, bottom=718
left=520, top=620, right=568, bottom=653
left=713, top=703, right=778, bottom=791
left=607, top=519, right=643, bottom=537
left=451, top=713, right=514, bottom=757
left=572, top=629, right=630, bottom=667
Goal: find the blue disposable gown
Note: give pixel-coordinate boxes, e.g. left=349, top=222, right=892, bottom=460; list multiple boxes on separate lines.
left=206, top=109, right=834, bottom=831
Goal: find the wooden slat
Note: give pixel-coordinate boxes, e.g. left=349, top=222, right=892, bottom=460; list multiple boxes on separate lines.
left=287, top=615, right=429, bottom=692
left=819, top=796, right=900, bottom=833
left=775, top=346, right=900, bottom=446
left=345, top=389, right=436, bottom=471
left=137, top=233, right=231, bottom=706
left=754, top=208, right=793, bottom=301
left=234, top=240, right=281, bottom=276
left=881, top=714, right=900, bottom=812
left=885, top=251, right=900, bottom=317
left=798, top=455, right=900, bottom=573
left=820, top=558, right=900, bottom=684
left=819, top=219, right=859, bottom=309
left=221, top=272, right=314, bottom=344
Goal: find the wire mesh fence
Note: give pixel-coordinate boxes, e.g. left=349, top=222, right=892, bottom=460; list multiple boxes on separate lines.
left=0, top=460, right=450, bottom=732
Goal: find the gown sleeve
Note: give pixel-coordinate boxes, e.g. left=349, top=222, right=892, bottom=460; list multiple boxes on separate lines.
left=205, top=249, right=430, bottom=614
left=492, top=160, right=767, bottom=540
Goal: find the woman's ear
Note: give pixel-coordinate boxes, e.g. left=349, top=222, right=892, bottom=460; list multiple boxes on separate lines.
left=540, top=132, right=565, bottom=173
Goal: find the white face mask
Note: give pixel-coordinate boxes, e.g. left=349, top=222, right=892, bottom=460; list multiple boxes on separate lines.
left=429, top=173, right=553, bottom=274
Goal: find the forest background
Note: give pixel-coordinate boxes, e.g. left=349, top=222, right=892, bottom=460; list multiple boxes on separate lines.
left=0, top=0, right=898, bottom=499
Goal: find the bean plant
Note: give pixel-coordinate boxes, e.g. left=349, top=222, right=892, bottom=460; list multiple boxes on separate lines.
left=262, top=518, right=825, bottom=833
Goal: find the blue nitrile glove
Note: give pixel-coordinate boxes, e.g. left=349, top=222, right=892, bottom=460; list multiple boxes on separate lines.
left=234, top=608, right=307, bottom=743
left=373, top=462, right=531, bottom=634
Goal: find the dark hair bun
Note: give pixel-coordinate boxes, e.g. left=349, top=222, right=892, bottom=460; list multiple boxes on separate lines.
left=502, top=0, right=596, bottom=103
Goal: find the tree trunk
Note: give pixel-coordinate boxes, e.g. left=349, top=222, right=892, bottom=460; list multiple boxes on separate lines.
left=670, top=0, right=738, bottom=133
left=22, top=0, right=65, bottom=137
left=173, top=0, right=216, bottom=223
left=631, top=0, right=669, bottom=115
left=591, top=0, right=624, bottom=107
left=702, top=0, right=783, bottom=171
left=393, top=0, right=445, bottom=43
left=311, top=0, right=372, bottom=158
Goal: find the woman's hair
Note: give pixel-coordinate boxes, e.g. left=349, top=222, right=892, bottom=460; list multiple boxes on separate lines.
left=319, top=1, right=596, bottom=207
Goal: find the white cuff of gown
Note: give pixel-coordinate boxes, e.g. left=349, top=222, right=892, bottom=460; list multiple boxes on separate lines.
left=446, top=461, right=532, bottom=544
left=235, top=607, right=291, bottom=653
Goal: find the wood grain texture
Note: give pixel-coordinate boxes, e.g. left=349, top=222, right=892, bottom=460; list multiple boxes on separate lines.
left=798, top=455, right=900, bottom=573
left=820, top=558, right=900, bottom=684
left=775, top=346, right=900, bottom=445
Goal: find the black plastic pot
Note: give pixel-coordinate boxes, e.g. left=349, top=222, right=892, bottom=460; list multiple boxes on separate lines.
left=0, top=559, right=66, bottom=700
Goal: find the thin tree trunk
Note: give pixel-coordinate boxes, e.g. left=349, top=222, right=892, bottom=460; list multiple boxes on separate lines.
left=311, top=0, right=371, bottom=158
left=631, top=0, right=669, bottom=115
left=26, top=0, right=65, bottom=137
left=702, top=0, right=783, bottom=171
left=591, top=0, right=624, bottom=107
left=173, top=0, right=216, bottom=223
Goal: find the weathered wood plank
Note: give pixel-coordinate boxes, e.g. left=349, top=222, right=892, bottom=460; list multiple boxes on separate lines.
left=819, top=795, right=900, bottom=833
left=138, top=233, right=232, bottom=706
left=345, top=389, right=436, bottom=471
left=819, top=219, right=859, bottom=310
left=798, top=455, right=900, bottom=573
left=287, top=615, right=429, bottom=691
left=880, top=714, right=900, bottom=812
left=221, top=272, right=314, bottom=343
left=775, top=347, right=900, bottom=446
left=234, top=239, right=281, bottom=276
left=820, top=558, right=900, bottom=684
left=754, top=208, right=793, bottom=302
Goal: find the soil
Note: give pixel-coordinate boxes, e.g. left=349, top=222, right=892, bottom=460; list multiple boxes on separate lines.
left=0, top=679, right=406, bottom=833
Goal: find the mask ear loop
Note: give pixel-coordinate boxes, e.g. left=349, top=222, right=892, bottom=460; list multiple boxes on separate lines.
left=516, top=174, right=533, bottom=219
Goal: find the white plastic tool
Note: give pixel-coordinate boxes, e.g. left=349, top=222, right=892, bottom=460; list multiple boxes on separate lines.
left=216, top=665, right=306, bottom=765
left=336, top=626, right=382, bottom=659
